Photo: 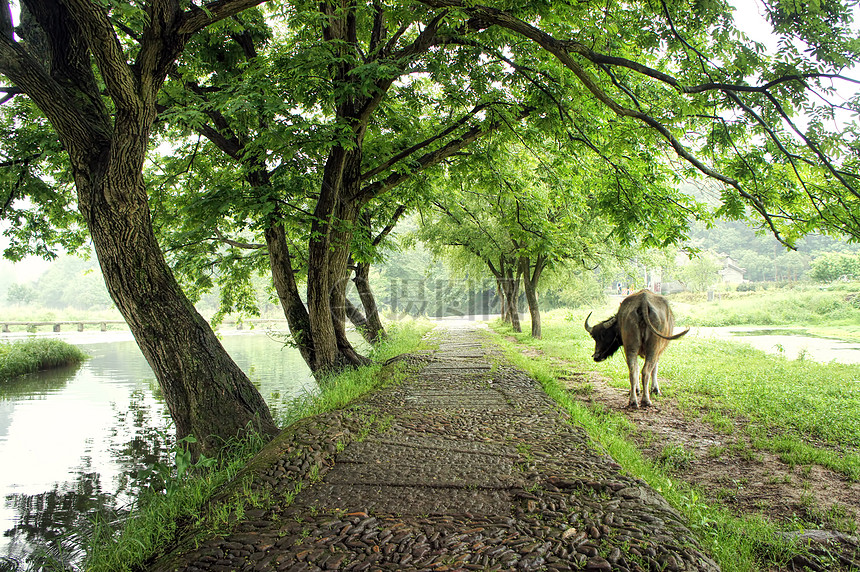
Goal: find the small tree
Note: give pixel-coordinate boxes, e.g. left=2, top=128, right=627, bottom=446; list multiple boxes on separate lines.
left=681, top=253, right=721, bottom=292
left=809, top=253, right=860, bottom=282
left=7, top=282, right=35, bottom=305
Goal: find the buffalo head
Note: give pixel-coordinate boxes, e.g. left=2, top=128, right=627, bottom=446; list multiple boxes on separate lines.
left=584, top=312, right=622, bottom=362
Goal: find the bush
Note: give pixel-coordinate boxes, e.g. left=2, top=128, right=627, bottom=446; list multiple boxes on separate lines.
left=0, top=339, right=88, bottom=380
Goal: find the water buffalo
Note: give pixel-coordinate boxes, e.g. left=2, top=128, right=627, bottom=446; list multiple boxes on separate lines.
left=584, top=289, right=689, bottom=408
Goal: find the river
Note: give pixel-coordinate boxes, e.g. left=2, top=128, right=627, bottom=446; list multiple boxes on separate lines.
left=0, top=329, right=319, bottom=571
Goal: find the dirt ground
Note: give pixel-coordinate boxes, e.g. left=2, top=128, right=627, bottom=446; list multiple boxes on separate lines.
left=558, top=368, right=860, bottom=533
left=512, top=342, right=860, bottom=569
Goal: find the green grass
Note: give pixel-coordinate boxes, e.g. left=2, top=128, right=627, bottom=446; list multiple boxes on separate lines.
left=669, top=286, right=860, bottom=328
left=486, top=325, right=801, bottom=572
left=80, top=318, right=434, bottom=572
left=0, top=338, right=88, bottom=380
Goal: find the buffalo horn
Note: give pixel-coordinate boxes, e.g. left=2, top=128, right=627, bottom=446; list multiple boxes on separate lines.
left=584, top=311, right=593, bottom=333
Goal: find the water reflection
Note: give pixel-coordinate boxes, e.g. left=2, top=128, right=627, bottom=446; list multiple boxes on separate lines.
left=0, top=331, right=318, bottom=570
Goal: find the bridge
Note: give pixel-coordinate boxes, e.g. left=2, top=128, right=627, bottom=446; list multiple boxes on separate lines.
left=0, top=318, right=290, bottom=334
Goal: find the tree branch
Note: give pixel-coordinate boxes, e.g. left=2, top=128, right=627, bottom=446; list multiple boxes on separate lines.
left=362, top=102, right=495, bottom=181
left=62, top=0, right=138, bottom=109
left=356, top=106, right=533, bottom=205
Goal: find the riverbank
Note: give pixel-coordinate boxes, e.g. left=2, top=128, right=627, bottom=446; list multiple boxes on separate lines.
left=0, top=338, right=87, bottom=380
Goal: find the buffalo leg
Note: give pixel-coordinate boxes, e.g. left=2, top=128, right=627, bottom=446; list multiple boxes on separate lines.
left=640, top=359, right=655, bottom=407
left=651, top=363, right=661, bottom=395
left=625, top=349, right=641, bottom=408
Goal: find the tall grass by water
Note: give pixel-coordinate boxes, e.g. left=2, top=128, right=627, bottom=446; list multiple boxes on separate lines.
left=80, top=318, right=434, bottom=572
left=670, top=284, right=860, bottom=327
left=0, top=338, right=88, bottom=380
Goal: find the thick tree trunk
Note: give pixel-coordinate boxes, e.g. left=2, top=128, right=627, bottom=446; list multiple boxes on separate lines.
left=307, top=147, right=345, bottom=372
left=79, top=162, right=278, bottom=454
left=353, top=262, right=386, bottom=344
left=345, top=297, right=371, bottom=337
left=329, top=200, right=372, bottom=367
left=307, top=146, right=370, bottom=371
left=264, top=223, right=315, bottom=367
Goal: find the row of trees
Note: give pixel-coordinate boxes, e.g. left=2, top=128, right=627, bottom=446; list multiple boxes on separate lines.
left=1, top=0, right=859, bottom=453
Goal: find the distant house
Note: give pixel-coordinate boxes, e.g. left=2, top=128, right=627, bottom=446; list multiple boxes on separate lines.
left=719, top=255, right=746, bottom=284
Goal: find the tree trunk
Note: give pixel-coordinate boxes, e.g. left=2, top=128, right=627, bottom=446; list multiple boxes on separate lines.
left=496, top=279, right=509, bottom=322
left=353, top=261, right=386, bottom=344
left=264, top=223, right=315, bottom=367
left=307, top=146, right=370, bottom=371
left=500, top=267, right=522, bottom=333
left=345, top=297, right=371, bottom=337
left=329, top=201, right=372, bottom=367
left=307, top=147, right=346, bottom=372
left=80, top=161, right=279, bottom=455
left=521, top=256, right=545, bottom=339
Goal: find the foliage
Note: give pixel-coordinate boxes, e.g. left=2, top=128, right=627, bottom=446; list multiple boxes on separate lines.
left=538, top=265, right=607, bottom=310
left=6, top=282, right=36, bottom=305
left=684, top=219, right=858, bottom=283
left=808, top=252, right=860, bottom=282
left=680, top=252, right=722, bottom=292
left=0, top=339, right=87, bottom=381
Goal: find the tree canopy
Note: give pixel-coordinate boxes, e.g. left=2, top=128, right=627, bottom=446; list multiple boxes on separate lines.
left=1, top=0, right=859, bottom=449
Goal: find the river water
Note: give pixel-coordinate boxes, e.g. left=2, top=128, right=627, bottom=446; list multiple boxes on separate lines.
left=694, top=326, right=860, bottom=364
left=0, top=330, right=318, bottom=571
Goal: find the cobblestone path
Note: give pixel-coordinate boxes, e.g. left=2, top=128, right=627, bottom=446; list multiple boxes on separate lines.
left=151, top=323, right=719, bottom=572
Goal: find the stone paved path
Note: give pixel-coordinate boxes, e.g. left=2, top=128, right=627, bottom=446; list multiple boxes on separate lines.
left=151, top=323, right=719, bottom=572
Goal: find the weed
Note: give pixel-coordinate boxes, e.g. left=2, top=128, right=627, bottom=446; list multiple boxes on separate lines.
left=516, top=442, right=534, bottom=462
left=703, top=409, right=735, bottom=434
left=707, top=445, right=727, bottom=459
left=657, top=444, right=695, bottom=472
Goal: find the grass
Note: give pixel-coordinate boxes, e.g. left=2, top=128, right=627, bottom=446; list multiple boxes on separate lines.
left=668, top=285, right=860, bottom=330
left=0, top=338, right=88, bottom=380
left=512, top=309, right=860, bottom=479
left=80, top=318, right=434, bottom=572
